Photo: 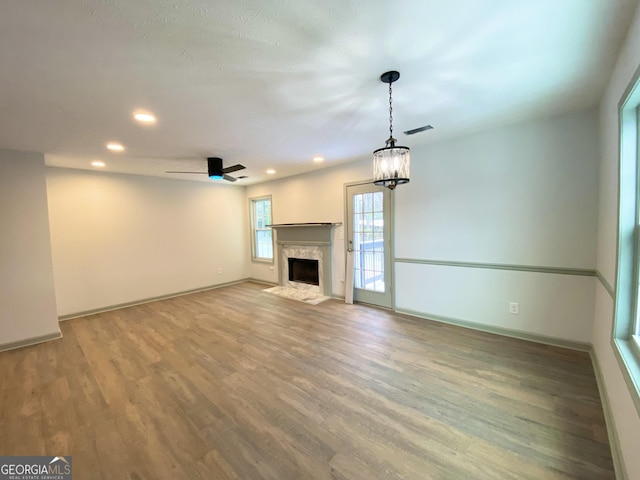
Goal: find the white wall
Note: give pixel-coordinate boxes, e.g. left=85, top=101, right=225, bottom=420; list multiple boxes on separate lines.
left=246, top=161, right=370, bottom=295
left=396, top=110, right=599, bottom=267
left=395, top=109, right=599, bottom=343
left=47, top=168, right=249, bottom=316
left=396, top=264, right=595, bottom=342
left=0, top=150, right=59, bottom=347
left=594, top=1, right=640, bottom=477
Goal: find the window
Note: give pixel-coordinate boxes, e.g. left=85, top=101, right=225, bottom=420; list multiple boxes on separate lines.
left=250, top=196, right=273, bottom=262
left=613, top=73, right=640, bottom=409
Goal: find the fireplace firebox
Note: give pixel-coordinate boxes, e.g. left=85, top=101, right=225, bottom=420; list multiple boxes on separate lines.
left=288, top=258, right=319, bottom=286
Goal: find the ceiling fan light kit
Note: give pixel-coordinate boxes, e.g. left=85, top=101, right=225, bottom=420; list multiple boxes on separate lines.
left=207, top=157, right=224, bottom=179
left=373, top=70, right=410, bottom=190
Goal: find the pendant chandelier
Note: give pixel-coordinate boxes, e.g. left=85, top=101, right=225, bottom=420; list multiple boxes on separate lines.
left=373, top=70, right=410, bottom=190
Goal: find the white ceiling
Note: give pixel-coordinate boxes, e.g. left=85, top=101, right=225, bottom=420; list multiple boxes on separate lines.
left=0, top=0, right=637, bottom=185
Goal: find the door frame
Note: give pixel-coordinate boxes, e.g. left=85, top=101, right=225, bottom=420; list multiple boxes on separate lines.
left=343, top=179, right=396, bottom=310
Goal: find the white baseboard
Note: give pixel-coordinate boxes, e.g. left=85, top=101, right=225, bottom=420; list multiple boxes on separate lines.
left=590, top=348, right=628, bottom=480
left=0, top=331, right=62, bottom=353
left=58, top=279, right=251, bottom=321
left=395, top=307, right=591, bottom=351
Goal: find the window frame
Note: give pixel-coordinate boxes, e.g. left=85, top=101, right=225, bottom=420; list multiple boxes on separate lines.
left=612, top=70, right=640, bottom=415
left=249, top=195, right=274, bottom=263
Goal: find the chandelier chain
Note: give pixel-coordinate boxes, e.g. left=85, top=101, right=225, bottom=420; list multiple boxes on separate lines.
left=388, top=82, right=393, bottom=138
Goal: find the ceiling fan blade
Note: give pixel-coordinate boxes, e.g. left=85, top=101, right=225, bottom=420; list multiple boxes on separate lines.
left=165, top=171, right=207, bottom=174
left=223, top=175, right=238, bottom=182
left=222, top=164, right=246, bottom=174
left=404, top=125, right=434, bottom=135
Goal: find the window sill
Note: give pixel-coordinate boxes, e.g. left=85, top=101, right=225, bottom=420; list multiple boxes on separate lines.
left=251, top=258, right=274, bottom=265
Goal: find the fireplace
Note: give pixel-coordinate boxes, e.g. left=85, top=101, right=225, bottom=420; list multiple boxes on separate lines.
left=269, top=223, right=340, bottom=296
left=288, top=258, right=319, bottom=286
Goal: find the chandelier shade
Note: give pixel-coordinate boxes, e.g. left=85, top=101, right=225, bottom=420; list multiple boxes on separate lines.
left=372, top=70, right=410, bottom=190
left=373, top=143, right=410, bottom=189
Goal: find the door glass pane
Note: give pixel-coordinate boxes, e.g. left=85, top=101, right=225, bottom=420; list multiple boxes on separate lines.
left=364, top=193, right=373, bottom=212
left=354, top=194, right=363, bottom=214
left=374, top=192, right=383, bottom=211
left=353, top=191, right=385, bottom=292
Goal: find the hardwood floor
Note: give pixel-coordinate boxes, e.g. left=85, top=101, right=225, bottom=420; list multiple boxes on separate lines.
left=0, top=281, right=614, bottom=479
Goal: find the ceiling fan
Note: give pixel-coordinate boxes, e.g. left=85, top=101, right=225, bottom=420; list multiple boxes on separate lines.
left=166, top=157, right=246, bottom=182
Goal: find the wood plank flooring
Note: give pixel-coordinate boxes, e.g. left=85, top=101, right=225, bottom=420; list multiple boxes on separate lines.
left=0, top=281, right=614, bottom=479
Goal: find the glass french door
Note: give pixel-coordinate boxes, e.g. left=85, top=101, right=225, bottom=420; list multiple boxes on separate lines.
left=346, top=183, right=392, bottom=308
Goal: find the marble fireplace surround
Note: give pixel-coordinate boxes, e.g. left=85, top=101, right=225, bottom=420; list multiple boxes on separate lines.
left=268, top=223, right=340, bottom=297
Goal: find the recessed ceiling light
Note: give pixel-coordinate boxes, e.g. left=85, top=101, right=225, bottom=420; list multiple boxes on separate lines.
left=133, top=111, right=156, bottom=124
left=91, top=161, right=106, bottom=168
left=106, top=142, right=125, bottom=152
left=266, top=169, right=276, bottom=175
left=313, top=156, right=324, bottom=163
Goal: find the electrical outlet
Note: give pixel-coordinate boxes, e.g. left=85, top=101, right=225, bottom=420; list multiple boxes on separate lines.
left=217, top=267, right=222, bottom=275
left=509, top=302, right=519, bottom=315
